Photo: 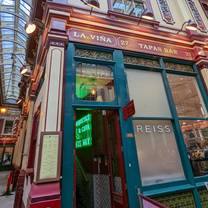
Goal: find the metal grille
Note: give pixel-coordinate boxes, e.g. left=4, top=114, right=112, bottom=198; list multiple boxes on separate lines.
left=164, top=62, right=193, bottom=72
left=124, top=55, right=160, bottom=67
left=75, top=48, right=113, bottom=61
left=93, top=174, right=111, bottom=208
left=199, top=189, right=208, bottom=208
left=153, top=191, right=196, bottom=208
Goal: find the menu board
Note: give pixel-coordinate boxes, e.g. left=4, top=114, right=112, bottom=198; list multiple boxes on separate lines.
left=36, top=132, right=62, bottom=183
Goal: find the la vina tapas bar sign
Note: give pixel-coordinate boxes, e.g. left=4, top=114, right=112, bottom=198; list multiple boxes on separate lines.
left=68, top=28, right=194, bottom=60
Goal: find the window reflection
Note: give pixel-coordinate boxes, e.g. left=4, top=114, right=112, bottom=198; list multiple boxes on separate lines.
left=76, top=63, right=115, bottom=102
left=2, top=147, right=13, bottom=166
left=113, top=0, right=144, bottom=17
left=181, top=120, right=208, bottom=176
left=133, top=120, right=185, bottom=185
left=168, top=74, right=207, bottom=118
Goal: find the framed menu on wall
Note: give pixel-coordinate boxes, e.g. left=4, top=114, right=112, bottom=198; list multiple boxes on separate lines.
left=36, top=131, right=62, bottom=183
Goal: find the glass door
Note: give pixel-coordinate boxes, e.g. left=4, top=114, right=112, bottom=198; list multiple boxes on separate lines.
left=75, top=109, right=127, bottom=208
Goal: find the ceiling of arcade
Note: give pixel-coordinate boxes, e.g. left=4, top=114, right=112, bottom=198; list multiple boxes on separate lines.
left=0, top=0, right=33, bottom=105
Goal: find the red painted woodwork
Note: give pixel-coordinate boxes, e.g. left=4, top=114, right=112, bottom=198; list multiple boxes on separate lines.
left=27, top=108, right=40, bottom=170
left=0, top=119, right=4, bottom=134
left=29, top=199, right=61, bottom=208
left=123, top=100, right=135, bottom=120
left=105, top=111, right=128, bottom=208
left=28, top=183, right=61, bottom=208
left=139, top=195, right=167, bottom=208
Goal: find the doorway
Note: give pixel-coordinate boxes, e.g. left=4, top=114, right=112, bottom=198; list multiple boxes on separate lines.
left=75, top=109, right=127, bottom=208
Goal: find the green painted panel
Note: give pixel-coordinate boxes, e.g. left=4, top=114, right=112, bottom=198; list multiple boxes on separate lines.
left=153, top=191, right=196, bottom=208
left=199, top=189, right=208, bottom=208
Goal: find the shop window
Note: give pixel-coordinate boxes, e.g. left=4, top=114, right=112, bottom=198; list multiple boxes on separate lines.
left=180, top=120, right=208, bottom=177
left=76, top=63, right=115, bottom=102
left=2, top=147, right=13, bottom=166
left=168, top=74, right=207, bottom=118
left=126, top=69, right=171, bottom=117
left=3, top=120, right=14, bottom=135
left=112, top=0, right=144, bottom=17
left=133, top=120, right=185, bottom=185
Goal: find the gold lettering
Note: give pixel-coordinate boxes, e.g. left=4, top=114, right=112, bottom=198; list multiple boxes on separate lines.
left=73, top=31, right=80, bottom=38
left=80, top=33, right=86, bottom=39
left=106, top=38, right=112, bottom=43
left=90, top=35, right=96, bottom=40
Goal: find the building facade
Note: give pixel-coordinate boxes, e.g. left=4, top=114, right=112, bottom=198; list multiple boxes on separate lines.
left=15, top=0, right=208, bottom=207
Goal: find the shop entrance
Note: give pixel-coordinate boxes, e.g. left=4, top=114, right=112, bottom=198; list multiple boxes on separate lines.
left=75, top=109, right=127, bottom=208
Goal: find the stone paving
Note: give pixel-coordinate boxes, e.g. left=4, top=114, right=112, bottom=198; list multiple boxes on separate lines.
left=0, top=194, right=14, bottom=208
left=0, top=171, right=14, bottom=208
left=0, top=171, right=9, bottom=195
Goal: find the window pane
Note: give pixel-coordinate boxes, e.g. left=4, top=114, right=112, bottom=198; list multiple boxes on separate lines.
left=3, top=120, right=14, bottom=134
left=113, top=0, right=144, bottom=16
left=180, top=120, right=208, bottom=177
left=76, top=63, right=115, bottom=102
left=168, top=74, right=207, bottom=118
left=133, top=120, right=185, bottom=185
left=2, top=147, right=13, bottom=166
left=126, top=69, right=171, bottom=117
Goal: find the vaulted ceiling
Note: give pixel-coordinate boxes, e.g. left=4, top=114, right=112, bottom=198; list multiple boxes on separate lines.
left=0, top=0, right=32, bottom=105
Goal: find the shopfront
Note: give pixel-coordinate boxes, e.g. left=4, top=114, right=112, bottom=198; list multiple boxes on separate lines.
left=61, top=30, right=208, bottom=207
left=0, top=142, right=15, bottom=171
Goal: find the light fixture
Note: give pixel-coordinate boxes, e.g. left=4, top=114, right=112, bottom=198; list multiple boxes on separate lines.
left=141, top=9, right=154, bottom=20
left=25, top=22, right=37, bottom=34
left=0, top=108, right=7, bottom=114
left=177, top=19, right=197, bottom=34
left=91, top=88, right=96, bottom=95
left=16, top=98, right=23, bottom=104
left=20, top=65, right=31, bottom=76
left=138, top=9, right=154, bottom=24
left=81, top=0, right=100, bottom=8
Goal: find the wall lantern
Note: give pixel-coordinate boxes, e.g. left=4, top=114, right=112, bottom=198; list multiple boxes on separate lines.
left=20, top=65, right=31, bottom=76
left=141, top=9, right=154, bottom=20
left=25, top=18, right=44, bottom=35
left=138, top=9, right=154, bottom=24
left=177, top=19, right=197, bottom=34
left=25, top=22, right=37, bottom=34
left=81, top=0, right=100, bottom=8
left=16, top=98, right=23, bottom=104
left=0, top=107, right=7, bottom=114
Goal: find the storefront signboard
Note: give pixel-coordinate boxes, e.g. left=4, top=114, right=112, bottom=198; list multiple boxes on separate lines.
left=36, top=132, right=62, bottom=183
left=68, top=28, right=194, bottom=60
left=123, top=100, right=135, bottom=120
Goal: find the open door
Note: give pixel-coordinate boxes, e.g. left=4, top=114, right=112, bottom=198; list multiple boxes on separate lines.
left=75, top=109, right=128, bottom=208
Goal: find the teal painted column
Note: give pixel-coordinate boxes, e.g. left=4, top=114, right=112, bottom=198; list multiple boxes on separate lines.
left=113, top=50, right=142, bottom=208
left=62, top=43, right=76, bottom=208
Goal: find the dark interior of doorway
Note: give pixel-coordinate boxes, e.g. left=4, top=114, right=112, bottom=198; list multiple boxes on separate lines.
left=75, top=109, right=126, bottom=208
